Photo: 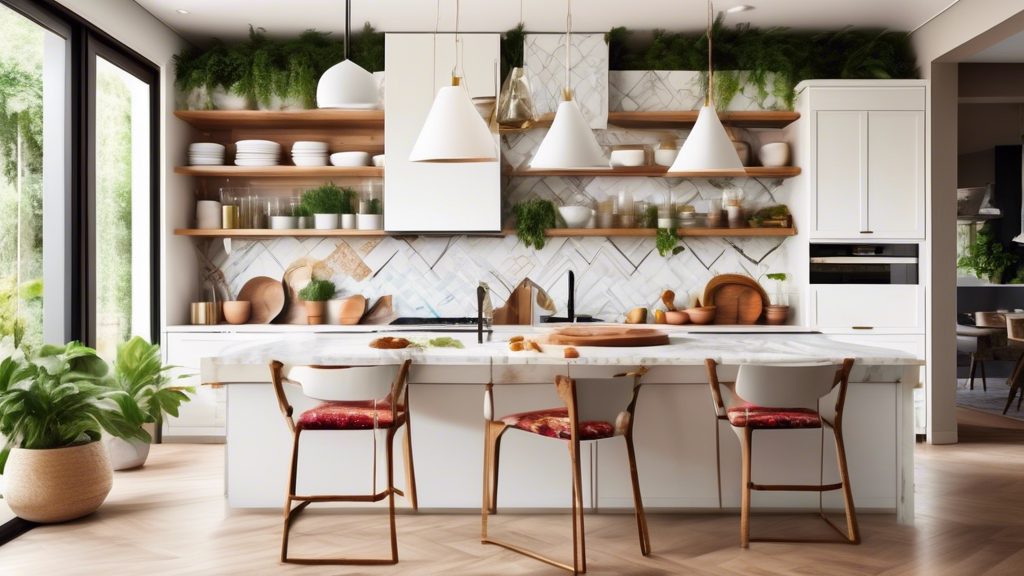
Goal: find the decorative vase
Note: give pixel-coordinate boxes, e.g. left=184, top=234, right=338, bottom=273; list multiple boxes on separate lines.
left=304, top=300, right=326, bottom=325
left=2, top=441, right=113, bottom=523
left=314, top=213, right=339, bottom=229
left=341, top=214, right=356, bottom=230
left=103, top=435, right=151, bottom=471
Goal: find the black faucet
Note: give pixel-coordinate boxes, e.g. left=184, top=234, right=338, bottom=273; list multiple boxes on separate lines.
left=477, top=285, right=486, bottom=343
left=567, top=270, right=575, bottom=323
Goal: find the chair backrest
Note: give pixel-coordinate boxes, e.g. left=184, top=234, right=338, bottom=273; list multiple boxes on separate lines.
left=283, top=364, right=402, bottom=403
left=733, top=363, right=843, bottom=410
left=555, top=369, right=646, bottom=436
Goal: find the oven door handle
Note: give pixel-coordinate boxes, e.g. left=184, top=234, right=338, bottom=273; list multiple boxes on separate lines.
left=810, top=257, right=918, bottom=264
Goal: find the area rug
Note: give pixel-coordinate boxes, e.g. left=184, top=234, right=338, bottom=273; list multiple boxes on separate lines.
left=957, top=378, right=1024, bottom=421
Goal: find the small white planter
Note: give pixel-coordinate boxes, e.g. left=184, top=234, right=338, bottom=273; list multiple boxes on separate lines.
left=357, top=214, right=383, bottom=230
left=341, top=214, right=357, bottom=229
left=314, top=213, right=339, bottom=229
left=104, top=436, right=151, bottom=471
left=211, top=85, right=249, bottom=110
left=297, top=216, right=313, bottom=229
left=271, top=216, right=298, bottom=230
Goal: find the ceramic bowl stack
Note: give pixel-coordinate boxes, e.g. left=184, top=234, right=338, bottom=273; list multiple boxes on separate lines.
left=291, top=141, right=329, bottom=166
left=234, top=140, right=280, bottom=166
left=189, top=143, right=225, bottom=166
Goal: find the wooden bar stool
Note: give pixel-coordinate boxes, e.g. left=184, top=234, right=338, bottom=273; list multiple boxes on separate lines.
left=481, top=369, right=651, bottom=574
left=269, top=359, right=417, bottom=565
left=705, top=358, right=858, bottom=548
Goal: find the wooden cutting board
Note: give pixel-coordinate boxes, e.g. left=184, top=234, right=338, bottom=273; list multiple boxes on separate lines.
left=712, top=284, right=763, bottom=325
left=237, top=276, right=285, bottom=324
left=535, top=326, right=670, bottom=347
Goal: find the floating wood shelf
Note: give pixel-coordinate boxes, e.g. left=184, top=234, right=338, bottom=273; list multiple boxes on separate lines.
left=500, top=110, right=800, bottom=132
left=174, top=166, right=383, bottom=178
left=174, top=109, right=384, bottom=131
left=175, top=227, right=796, bottom=239
left=505, top=166, right=801, bottom=179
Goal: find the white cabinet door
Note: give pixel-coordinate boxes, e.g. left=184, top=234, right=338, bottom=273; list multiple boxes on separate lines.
left=163, top=334, right=239, bottom=438
left=867, top=110, right=926, bottom=238
left=596, top=385, right=720, bottom=509
left=810, top=285, right=925, bottom=333
left=384, top=33, right=501, bottom=233
left=812, top=110, right=867, bottom=238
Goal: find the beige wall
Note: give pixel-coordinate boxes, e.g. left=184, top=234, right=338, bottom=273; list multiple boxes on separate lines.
left=54, top=0, right=197, bottom=333
left=912, top=0, right=1024, bottom=445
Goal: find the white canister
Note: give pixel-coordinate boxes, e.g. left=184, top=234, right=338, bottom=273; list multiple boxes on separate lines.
left=357, top=214, right=383, bottom=230
left=271, top=216, right=298, bottom=230
left=726, top=205, right=744, bottom=222
left=314, top=213, right=339, bottom=229
left=196, top=200, right=222, bottom=229
left=341, top=214, right=356, bottom=229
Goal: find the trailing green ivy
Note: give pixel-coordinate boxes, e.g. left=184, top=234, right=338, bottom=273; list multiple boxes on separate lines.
left=656, top=228, right=684, bottom=257
left=513, top=199, right=557, bottom=250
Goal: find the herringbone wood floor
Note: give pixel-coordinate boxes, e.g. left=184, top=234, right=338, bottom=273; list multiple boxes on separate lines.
left=2, top=409, right=1022, bottom=576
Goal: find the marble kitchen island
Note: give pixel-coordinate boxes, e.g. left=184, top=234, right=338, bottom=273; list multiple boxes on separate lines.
left=201, top=332, right=921, bottom=524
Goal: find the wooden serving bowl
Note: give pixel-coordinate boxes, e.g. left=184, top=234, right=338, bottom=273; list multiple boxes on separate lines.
left=665, top=310, right=689, bottom=325
left=685, top=306, right=716, bottom=325
left=222, top=301, right=252, bottom=324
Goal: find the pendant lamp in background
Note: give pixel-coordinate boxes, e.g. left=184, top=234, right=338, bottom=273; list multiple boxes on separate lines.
left=529, top=0, right=608, bottom=170
left=668, top=0, right=745, bottom=176
left=409, top=0, right=497, bottom=162
left=316, top=0, right=380, bottom=109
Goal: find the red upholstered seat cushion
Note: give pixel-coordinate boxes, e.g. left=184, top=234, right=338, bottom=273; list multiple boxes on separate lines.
left=297, top=400, right=395, bottom=431
left=726, top=404, right=822, bottom=429
left=501, top=408, right=615, bottom=440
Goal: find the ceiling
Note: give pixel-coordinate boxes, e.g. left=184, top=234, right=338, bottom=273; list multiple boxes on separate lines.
left=135, top=0, right=958, bottom=47
left=964, top=30, right=1024, bottom=62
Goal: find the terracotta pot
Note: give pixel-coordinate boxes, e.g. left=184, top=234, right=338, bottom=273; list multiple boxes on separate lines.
left=304, top=300, right=326, bottom=325
left=222, top=301, right=252, bottom=325
left=665, top=310, right=689, bottom=325
left=103, top=435, right=151, bottom=470
left=2, top=441, right=113, bottom=523
left=764, top=305, right=790, bottom=326
left=685, top=306, right=717, bottom=325
left=330, top=295, right=367, bottom=325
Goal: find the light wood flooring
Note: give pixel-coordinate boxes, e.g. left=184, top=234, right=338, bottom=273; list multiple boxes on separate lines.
left=2, top=414, right=1023, bottom=576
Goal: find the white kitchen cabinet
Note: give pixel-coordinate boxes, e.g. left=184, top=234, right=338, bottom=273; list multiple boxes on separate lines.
left=810, top=285, right=925, bottom=333
left=384, top=33, right=501, bottom=233
left=804, top=82, right=927, bottom=240
left=163, top=333, right=239, bottom=439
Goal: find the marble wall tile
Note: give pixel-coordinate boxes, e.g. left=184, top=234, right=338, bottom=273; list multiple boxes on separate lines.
left=525, top=33, right=608, bottom=129
left=609, top=70, right=781, bottom=112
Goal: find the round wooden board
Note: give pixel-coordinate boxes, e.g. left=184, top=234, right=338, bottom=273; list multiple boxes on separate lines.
left=535, top=326, right=670, bottom=347
left=712, top=284, right=763, bottom=325
left=237, top=276, right=286, bottom=324
left=702, top=274, right=769, bottom=324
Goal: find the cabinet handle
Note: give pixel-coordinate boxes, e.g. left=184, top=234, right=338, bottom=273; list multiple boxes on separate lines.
left=852, top=326, right=874, bottom=330
left=860, top=231, right=874, bottom=234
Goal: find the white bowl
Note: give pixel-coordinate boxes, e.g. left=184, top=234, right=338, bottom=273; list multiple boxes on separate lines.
left=610, top=149, right=646, bottom=167
left=757, top=142, right=791, bottom=167
left=654, top=149, right=679, bottom=167
left=330, top=152, right=371, bottom=167
left=372, top=154, right=385, bottom=167
left=292, top=156, right=329, bottom=167
left=189, top=143, right=225, bottom=153
left=558, top=206, right=596, bottom=229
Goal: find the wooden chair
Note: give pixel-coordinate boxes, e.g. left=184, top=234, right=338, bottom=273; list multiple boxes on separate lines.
left=481, top=369, right=651, bottom=574
left=269, top=359, right=417, bottom=565
left=705, top=358, right=858, bottom=548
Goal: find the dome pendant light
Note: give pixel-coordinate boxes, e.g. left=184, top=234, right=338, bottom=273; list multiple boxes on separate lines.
left=529, top=0, right=609, bottom=170
left=410, top=0, right=497, bottom=163
left=668, top=0, right=745, bottom=176
left=316, top=0, right=380, bottom=109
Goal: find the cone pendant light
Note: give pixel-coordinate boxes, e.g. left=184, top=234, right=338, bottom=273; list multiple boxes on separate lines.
left=410, top=0, right=497, bottom=162
left=316, top=0, right=380, bottom=109
left=530, top=0, right=609, bottom=170
left=668, top=0, right=745, bottom=176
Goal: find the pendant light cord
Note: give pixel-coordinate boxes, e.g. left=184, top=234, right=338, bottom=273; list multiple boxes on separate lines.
left=344, top=0, right=351, bottom=60
left=452, top=0, right=461, bottom=79
left=564, top=0, right=572, bottom=100
left=706, top=0, right=713, bottom=107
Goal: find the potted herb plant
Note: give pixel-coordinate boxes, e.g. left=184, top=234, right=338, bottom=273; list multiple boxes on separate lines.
left=298, top=279, right=336, bottom=325
left=294, top=204, right=313, bottom=229
left=759, top=272, right=790, bottom=324
left=512, top=199, right=557, bottom=249
left=958, top=223, right=1018, bottom=284
left=0, top=341, right=149, bottom=523
left=102, top=337, right=193, bottom=470
left=302, top=183, right=352, bottom=230
left=357, top=197, right=383, bottom=230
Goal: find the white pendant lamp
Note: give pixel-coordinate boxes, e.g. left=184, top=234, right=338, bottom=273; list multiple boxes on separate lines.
left=668, top=0, right=745, bottom=177
left=410, top=0, right=497, bottom=163
left=316, top=0, right=379, bottom=109
left=530, top=0, right=609, bottom=170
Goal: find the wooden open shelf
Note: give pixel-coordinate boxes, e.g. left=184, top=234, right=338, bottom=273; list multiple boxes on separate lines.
left=500, top=110, right=800, bottom=132
left=175, top=227, right=795, bottom=239
left=174, top=109, right=384, bottom=131
left=505, top=166, right=801, bottom=179
left=175, top=166, right=383, bottom=178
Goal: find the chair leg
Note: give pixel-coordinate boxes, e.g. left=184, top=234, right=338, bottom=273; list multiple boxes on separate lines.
left=740, top=426, right=753, bottom=548
left=833, top=427, right=861, bottom=544
left=484, top=421, right=506, bottom=514
left=281, top=430, right=302, bottom=563
left=569, top=439, right=586, bottom=574
left=968, top=355, right=977, bottom=390
left=1003, top=356, right=1024, bottom=415
left=624, top=433, right=651, bottom=556
left=387, top=428, right=399, bottom=564
left=402, top=417, right=419, bottom=511
left=980, top=360, right=987, bottom=392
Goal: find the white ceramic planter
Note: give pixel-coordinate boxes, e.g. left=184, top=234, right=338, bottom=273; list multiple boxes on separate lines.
left=357, top=214, right=383, bottom=230
left=297, top=216, right=313, bottom=229
left=210, top=85, right=249, bottom=110
left=271, top=216, right=299, bottom=230
left=178, top=86, right=211, bottom=110
left=341, top=214, right=357, bottom=229
left=314, top=213, right=339, bottom=229
left=2, top=442, right=113, bottom=523
left=104, top=436, right=152, bottom=471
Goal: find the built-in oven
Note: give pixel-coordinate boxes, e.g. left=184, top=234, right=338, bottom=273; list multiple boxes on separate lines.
left=810, top=244, right=918, bottom=284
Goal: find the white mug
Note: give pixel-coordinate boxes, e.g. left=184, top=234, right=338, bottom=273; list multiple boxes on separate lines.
left=196, top=200, right=222, bottom=229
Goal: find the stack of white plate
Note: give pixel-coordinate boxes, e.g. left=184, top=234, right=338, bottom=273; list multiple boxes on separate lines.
left=234, top=140, right=281, bottom=166
left=189, top=143, right=225, bottom=166
left=291, top=141, right=329, bottom=167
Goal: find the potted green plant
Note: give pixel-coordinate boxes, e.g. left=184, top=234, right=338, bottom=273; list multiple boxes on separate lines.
left=298, top=279, right=336, bottom=325
left=656, top=228, right=685, bottom=257
left=0, top=341, right=149, bottom=523
left=512, top=199, right=557, bottom=249
left=758, top=272, right=790, bottom=324
left=958, top=223, right=1018, bottom=284
left=102, top=337, right=193, bottom=470
left=302, top=183, right=353, bottom=230
left=293, top=204, right=313, bottom=229
left=270, top=206, right=298, bottom=230
left=358, top=197, right=383, bottom=230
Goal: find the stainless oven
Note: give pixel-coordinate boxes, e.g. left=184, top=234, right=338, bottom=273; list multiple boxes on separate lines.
left=810, top=244, right=918, bottom=284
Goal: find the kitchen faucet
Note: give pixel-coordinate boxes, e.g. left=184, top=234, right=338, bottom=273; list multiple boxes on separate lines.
left=567, top=270, right=575, bottom=323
